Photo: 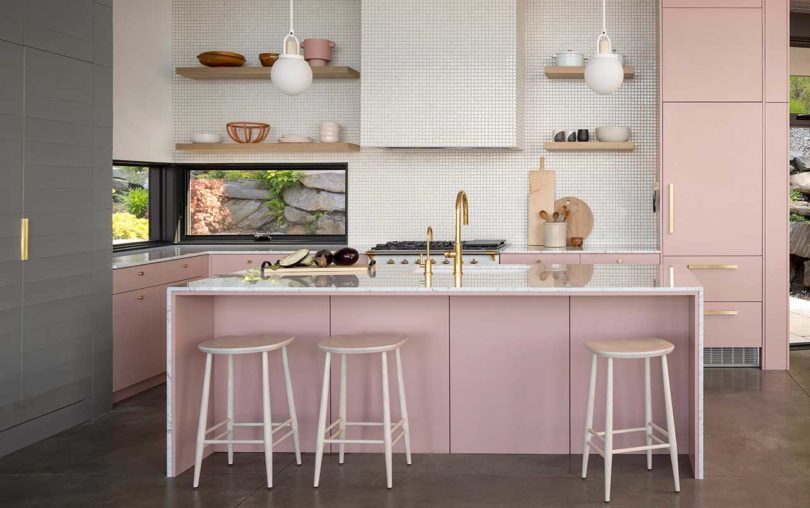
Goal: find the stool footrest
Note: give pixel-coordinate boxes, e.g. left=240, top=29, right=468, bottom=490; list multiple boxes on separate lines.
left=205, top=439, right=264, bottom=445
left=650, top=422, right=668, bottom=437
left=272, top=429, right=296, bottom=446
left=391, top=430, right=406, bottom=446
left=612, top=443, right=671, bottom=454
left=324, top=438, right=385, bottom=445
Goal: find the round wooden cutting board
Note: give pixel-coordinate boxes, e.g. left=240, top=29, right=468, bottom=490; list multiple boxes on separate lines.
left=554, top=196, right=593, bottom=245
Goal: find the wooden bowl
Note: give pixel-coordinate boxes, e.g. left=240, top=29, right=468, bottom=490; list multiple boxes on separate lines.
left=259, top=53, right=279, bottom=67
left=226, top=122, right=270, bottom=143
left=197, top=51, right=246, bottom=67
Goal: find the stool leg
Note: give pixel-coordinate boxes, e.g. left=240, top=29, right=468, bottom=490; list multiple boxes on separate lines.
left=338, top=353, right=347, bottom=465
left=581, top=353, right=597, bottom=479
left=604, top=357, right=614, bottom=503
left=381, top=351, right=393, bottom=489
left=261, top=351, right=274, bottom=489
left=193, top=353, right=212, bottom=489
left=644, top=356, right=652, bottom=471
left=661, top=355, right=681, bottom=493
left=313, top=352, right=331, bottom=488
left=395, top=348, right=412, bottom=465
left=281, top=345, right=302, bottom=466
left=227, top=354, right=234, bottom=466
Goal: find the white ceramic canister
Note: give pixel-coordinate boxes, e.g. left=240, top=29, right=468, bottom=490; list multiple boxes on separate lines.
left=320, top=121, right=340, bottom=143
left=554, top=50, right=585, bottom=67
left=543, top=222, right=567, bottom=248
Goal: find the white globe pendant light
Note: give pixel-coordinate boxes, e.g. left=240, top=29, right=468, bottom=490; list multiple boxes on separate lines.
left=271, top=0, right=312, bottom=95
left=584, top=0, right=624, bottom=95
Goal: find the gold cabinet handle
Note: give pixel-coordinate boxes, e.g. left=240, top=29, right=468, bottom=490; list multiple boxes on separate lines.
left=668, top=184, right=674, bottom=234
left=182, top=263, right=189, bottom=268
left=616, top=259, right=623, bottom=264
left=246, top=259, right=253, bottom=264
left=138, top=271, right=145, bottom=276
left=20, top=218, right=28, bottom=261
left=704, top=310, right=738, bottom=316
left=137, top=295, right=145, bottom=301
left=687, top=264, right=738, bottom=270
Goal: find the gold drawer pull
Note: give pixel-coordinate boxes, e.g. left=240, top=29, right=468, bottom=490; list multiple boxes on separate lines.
left=247, top=259, right=253, bottom=264
left=704, top=310, right=738, bottom=316
left=183, top=263, right=189, bottom=268
left=137, top=295, right=145, bottom=301
left=668, top=184, right=674, bottom=234
left=687, top=264, right=738, bottom=270
left=138, top=271, right=145, bottom=276
left=20, top=218, right=29, bottom=261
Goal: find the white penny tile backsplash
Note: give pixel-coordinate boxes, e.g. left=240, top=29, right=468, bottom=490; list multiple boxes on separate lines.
left=173, top=0, right=659, bottom=250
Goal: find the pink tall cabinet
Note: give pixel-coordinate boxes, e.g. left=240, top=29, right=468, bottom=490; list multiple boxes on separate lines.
left=660, top=0, right=789, bottom=369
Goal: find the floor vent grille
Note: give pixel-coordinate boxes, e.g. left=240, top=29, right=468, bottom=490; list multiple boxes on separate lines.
left=704, top=347, right=760, bottom=368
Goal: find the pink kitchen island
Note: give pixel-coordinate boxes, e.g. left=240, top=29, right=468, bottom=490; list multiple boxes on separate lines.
left=166, top=263, right=704, bottom=479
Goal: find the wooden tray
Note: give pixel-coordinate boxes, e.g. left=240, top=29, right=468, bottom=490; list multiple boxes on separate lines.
left=261, top=265, right=369, bottom=276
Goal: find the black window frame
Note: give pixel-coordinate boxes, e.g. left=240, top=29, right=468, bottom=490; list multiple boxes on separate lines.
left=177, top=162, right=349, bottom=245
left=112, top=160, right=173, bottom=252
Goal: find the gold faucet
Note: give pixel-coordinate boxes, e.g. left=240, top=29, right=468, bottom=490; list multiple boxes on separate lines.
left=425, top=225, right=434, bottom=276
left=444, top=190, right=469, bottom=277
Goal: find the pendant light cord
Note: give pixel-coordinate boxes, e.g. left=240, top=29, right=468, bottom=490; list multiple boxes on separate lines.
left=289, top=0, right=295, bottom=36
left=601, top=0, right=607, bottom=35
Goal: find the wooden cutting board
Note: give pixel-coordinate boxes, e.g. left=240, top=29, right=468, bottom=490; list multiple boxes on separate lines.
left=260, top=265, right=368, bottom=275
left=554, top=196, right=593, bottom=246
left=528, top=157, right=556, bottom=246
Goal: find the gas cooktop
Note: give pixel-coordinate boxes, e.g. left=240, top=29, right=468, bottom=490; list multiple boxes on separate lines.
left=369, top=240, right=508, bottom=254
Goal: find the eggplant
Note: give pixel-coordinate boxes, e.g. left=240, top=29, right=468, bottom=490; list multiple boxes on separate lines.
left=279, top=249, right=310, bottom=267
left=313, top=249, right=334, bottom=268
left=333, top=275, right=360, bottom=287
left=333, top=247, right=360, bottom=266
left=299, top=254, right=315, bottom=266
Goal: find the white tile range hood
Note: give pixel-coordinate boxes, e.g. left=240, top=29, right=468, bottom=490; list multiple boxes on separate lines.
left=361, top=0, right=525, bottom=149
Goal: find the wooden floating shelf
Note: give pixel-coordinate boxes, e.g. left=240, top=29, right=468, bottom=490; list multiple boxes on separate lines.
left=544, top=66, right=635, bottom=79
left=175, top=66, right=360, bottom=80
left=543, top=141, right=634, bottom=152
left=176, top=142, right=360, bottom=153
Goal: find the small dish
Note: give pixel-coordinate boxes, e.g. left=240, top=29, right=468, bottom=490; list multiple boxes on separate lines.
left=191, top=133, right=222, bottom=144
left=259, top=53, right=279, bottom=67
left=279, top=135, right=313, bottom=143
left=595, top=126, right=631, bottom=142
left=197, top=51, right=246, bottom=67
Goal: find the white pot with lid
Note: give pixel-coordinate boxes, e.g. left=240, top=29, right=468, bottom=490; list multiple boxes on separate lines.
left=553, top=50, right=585, bottom=67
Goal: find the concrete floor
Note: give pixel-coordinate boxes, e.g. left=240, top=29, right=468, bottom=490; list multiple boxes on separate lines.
left=3, top=352, right=810, bottom=507
left=791, top=297, right=810, bottom=344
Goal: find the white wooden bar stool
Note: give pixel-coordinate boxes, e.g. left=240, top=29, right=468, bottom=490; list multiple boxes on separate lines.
left=581, top=338, right=680, bottom=503
left=192, top=335, right=302, bottom=489
left=313, top=334, right=412, bottom=489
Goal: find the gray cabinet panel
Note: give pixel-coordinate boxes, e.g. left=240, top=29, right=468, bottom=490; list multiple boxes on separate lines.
left=23, top=0, right=93, bottom=61
left=92, top=2, right=111, bottom=67
left=0, top=0, right=22, bottom=44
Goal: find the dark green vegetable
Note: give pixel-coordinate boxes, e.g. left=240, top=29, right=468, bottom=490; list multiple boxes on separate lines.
left=313, top=249, right=334, bottom=268
left=333, top=247, right=360, bottom=266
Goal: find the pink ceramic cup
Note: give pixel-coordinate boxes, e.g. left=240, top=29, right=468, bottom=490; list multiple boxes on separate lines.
left=301, top=39, right=335, bottom=67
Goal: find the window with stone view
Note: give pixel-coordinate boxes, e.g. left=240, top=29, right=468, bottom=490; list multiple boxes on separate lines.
left=186, top=168, right=347, bottom=237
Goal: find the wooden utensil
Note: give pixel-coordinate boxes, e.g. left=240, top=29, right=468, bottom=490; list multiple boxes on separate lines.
left=552, top=211, right=559, bottom=222
left=554, top=196, right=593, bottom=246
left=528, top=157, right=556, bottom=246
left=197, top=51, right=246, bottom=67
left=539, top=210, right=549, bottom=221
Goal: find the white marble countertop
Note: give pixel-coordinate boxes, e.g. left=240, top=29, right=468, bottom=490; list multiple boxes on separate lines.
left=114, top=243, right=660, bottom=269
left=167, top=263, right=701, bottom=296
left=112, top=244, right=346, bottom=269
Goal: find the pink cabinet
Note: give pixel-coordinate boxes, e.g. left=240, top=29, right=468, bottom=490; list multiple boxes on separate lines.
left=662, top=103, right=763, bottom=256
left=499, top=253, right=581, bottom=265
left=662, top=8, right=762, bottom=102
left=704, top=302, right=762, bottom=347
left=449, top=297, right=570, bottom=453
left=113, top=255, right=208, bottom=293
left=580, top=253, right=660, bottom=265
left=113, top=285, right=165, bottom=393
left=663, top=0, right=760, bottom=6
left=210, top=254, right=284, bottom=275
left=662, top=256, right=762, bottom=302
left=765, top=0, right=789, bottom=102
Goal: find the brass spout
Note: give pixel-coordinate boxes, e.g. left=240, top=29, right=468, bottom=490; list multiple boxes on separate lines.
left=425, top=225, right=434, bottom=276
left=451, top=191, right=468, bottom=276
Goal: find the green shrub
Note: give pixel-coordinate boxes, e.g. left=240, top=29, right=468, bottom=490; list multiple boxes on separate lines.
left=791, top=189, right=805, bottom=202
left=113, top=212, right=149, bottom=240
left=122, top=188, right=149, bottom=218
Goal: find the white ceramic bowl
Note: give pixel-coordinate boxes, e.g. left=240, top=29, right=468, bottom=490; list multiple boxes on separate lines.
left=595, top=126, right=631, bottom=142
left=554, top=50, right=585, bottom=67
left=191, top=133, right=222, bottom=144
